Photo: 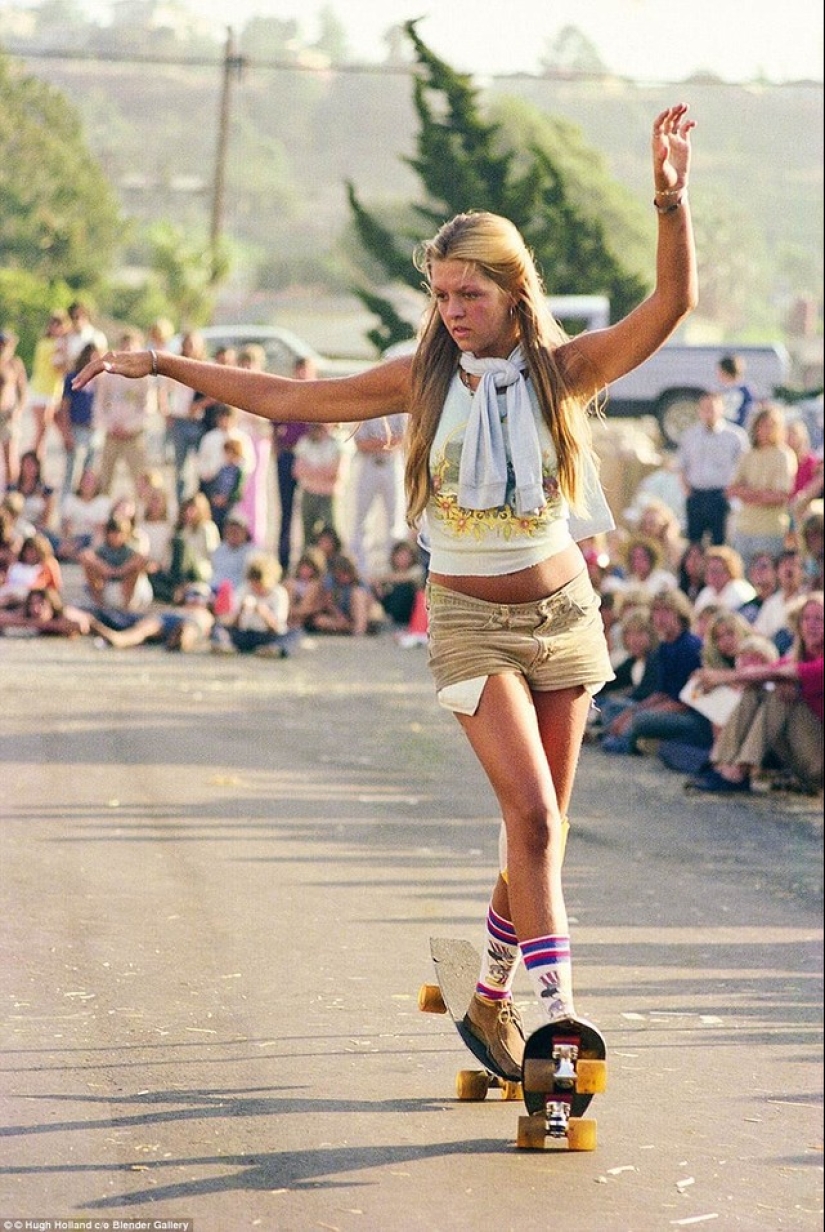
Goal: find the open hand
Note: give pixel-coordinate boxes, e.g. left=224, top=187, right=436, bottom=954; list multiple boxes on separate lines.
left=652, top=104, right=694, bottom=193
left=72, top=348, right=155, bottom=390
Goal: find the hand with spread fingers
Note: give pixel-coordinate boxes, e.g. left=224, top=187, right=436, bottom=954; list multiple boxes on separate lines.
left=652, top=103, right=694, bottom=197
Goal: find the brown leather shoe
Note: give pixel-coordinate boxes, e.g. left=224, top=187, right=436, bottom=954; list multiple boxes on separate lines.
left=463, top=993, right=525, bottom=1079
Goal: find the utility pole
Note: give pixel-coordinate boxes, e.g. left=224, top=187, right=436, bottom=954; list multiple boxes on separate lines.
left=210, top=27, right=245, bottom=282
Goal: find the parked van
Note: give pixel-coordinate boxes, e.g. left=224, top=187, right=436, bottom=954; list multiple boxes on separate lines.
left=606, top=342, right=791, bottom=446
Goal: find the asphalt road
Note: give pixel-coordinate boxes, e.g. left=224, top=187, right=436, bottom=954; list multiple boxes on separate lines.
left=0, top=632, right=822, bottom=1232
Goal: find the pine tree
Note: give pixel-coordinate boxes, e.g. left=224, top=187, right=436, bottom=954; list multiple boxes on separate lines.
left=347, top=20, right=646, bottom=348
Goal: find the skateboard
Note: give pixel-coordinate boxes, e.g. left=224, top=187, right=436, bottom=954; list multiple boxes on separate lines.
left=418, top=937, right=523, bottom=1102
left=516, top=1015, right=607, bottom=1150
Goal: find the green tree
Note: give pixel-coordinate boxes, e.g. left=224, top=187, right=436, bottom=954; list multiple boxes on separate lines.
left=0, top=54, right=122, bottom=290
left=347, top=21, right=647, bottom=349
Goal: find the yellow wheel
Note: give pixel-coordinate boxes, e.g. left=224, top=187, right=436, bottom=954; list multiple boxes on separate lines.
left=456, top=1069, right=490, bottom=1101
left=516, top=1113, right=546, bottom=1150
left=567, top=1116, right=597, bottom=1151
left=576, top=1058, right=607, bottom=1094
left=418, top=983, right=446, bottom=1013
left=523, top=1057, right=556, bottom=1093
left=500, top=1080, right=523, bottom=1102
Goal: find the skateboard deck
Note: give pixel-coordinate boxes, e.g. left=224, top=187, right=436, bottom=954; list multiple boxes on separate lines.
left=517, top=1015, right=607, bottom=1150
left=418, top=937, right=523, bottom=1101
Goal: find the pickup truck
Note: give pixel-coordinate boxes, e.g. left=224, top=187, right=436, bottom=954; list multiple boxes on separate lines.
left=605, top=342, right=791, bottom=446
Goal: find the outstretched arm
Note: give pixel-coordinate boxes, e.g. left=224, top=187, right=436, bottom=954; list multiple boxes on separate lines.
left=73, top=350, right=414, bottom=426
left=562, top=104, right=697, bottom=396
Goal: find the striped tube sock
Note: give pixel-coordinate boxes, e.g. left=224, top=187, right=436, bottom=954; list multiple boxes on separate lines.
left=520, top=934, right=574, bottom=1021
left=475, top=905, right=520, bottom=1002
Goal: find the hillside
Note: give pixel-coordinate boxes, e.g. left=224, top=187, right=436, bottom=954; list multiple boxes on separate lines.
left=7, top=41, right=824, bottom=358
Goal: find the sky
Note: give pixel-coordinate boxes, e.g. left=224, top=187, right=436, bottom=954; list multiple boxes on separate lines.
left=92, top=0, right=823, bottom=84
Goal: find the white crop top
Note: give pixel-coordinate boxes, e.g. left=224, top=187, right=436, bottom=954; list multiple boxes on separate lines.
left=420, top=372, right=614, bottom=577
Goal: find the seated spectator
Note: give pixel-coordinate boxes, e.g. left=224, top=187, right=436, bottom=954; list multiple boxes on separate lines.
left=54, top=467, right=111, bottom=561
left=11, top=449, right=56, bottom=545
left=677, top=541, right=706, bottom=605
left=0, top=586, right=92, bottom=638
left=687, top=592, right=823, bottom=794
left=149, top=492, right=219, bottom=604
left=370, top=539, right=426, bottom=628
left=700, top=608, right=753, bottom=670
left=0, top=532, right=62, bottom=607
left=753, top=549, right=808, bottom=652
left=600, top=588, right=710, bottom=757
left=634, top=494, right=687, bottom=570
left=602, top=535, right=677, bottom=601
left=799, top=507, right=824, bottom=590
left=306, top=552, right=386, bottom=637
left=79, top=514, right=149, bottom=611
left=737, top=551, right=778, bottom=625
left=212, top=552, right=297, bottom=657
left=590, top=606, right=658, bottom=737
left=283, top=546, right=327, bottom=631
left=210, top=509, right=257, bottom=612
left=693, top=545, right=756, bottom=614
left=91, top=582, right=214, bottom=652
left=0, top=504, right=21, bottom=574
left=137, top=480, right=174, bottom=579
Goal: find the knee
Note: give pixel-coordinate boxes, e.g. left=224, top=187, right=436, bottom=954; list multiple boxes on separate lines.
left=506, top=804, right=561, bottom=864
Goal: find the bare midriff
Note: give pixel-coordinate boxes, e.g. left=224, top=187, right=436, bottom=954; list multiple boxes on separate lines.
left=428, top=540, right=586, bottom=605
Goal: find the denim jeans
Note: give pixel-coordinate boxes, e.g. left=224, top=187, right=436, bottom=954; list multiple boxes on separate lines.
left=628, top=706, right=712, bottom=753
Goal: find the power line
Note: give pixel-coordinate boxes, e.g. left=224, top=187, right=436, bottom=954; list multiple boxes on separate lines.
left=7, top=43, right=821, bottom=89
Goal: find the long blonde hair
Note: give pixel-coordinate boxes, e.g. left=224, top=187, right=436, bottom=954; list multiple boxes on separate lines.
left=404, top=211, right=603, bottom=526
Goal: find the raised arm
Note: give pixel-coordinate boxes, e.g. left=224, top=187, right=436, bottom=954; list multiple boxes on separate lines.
left=562, top=104, right=697, bottom=396
left=73, top=349, right=413, bottom=426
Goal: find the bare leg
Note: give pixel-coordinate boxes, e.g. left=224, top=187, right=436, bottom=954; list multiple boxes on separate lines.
left=457, top=675, right=591, bottom=941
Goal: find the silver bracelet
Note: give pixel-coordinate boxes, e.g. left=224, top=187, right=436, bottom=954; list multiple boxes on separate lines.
left=148, top=348, right=158, bottom=376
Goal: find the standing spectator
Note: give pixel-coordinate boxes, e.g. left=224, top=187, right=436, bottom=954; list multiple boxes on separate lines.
left=64, top=301, right=107, bottom=369
left=27, top=310, right=68, bottom=459
left=677, top=391, right=749, bottom=546
left=634, top=496, right=687, bottom=572
left=163, top=330, right=209, bottom=507
left=196, top=405, right=254, bottom=500
left=56, top=341, right=103, bottom=500
left=716, top=353, right=755, bottom=429
left=0, top=329, right=28, bottom=488
left=347, top=413, right=408, bottom=582
left=233, top=344, right=273, bottom=546
left=94, top=330, right=157, bottom=499
left=293, top=421, right=346, bottom=550
left=201, top=435, right=246, bottom=533
left=272, top=356, right=312, bottom=572
left=688, top=591, right=823, bottom=794
left=726, top=403, right=797, bottom=569
left=693, top=545, right=757, bottom=614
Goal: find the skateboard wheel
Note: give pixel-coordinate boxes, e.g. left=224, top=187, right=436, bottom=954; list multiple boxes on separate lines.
left=576, top=1058, right=607, bottom=1094
left=500, top=1080, right=523, bottom=1102
left=567, top=1116, right=597, bottom=1151
left=522, top=1057, right=556, bottom=1092
left=418, top=983, right=447, bottom=1014
left=456, top=1069, right=490, bottom=1101
left=516, top=1113, right=546, bottom=1150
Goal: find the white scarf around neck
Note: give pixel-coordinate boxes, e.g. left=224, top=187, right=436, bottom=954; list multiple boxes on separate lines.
left=456, top=346, right=545, bottom=515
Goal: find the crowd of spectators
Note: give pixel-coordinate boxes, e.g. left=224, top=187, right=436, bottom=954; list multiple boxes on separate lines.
left=1, top=312, right=822, bottom=799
